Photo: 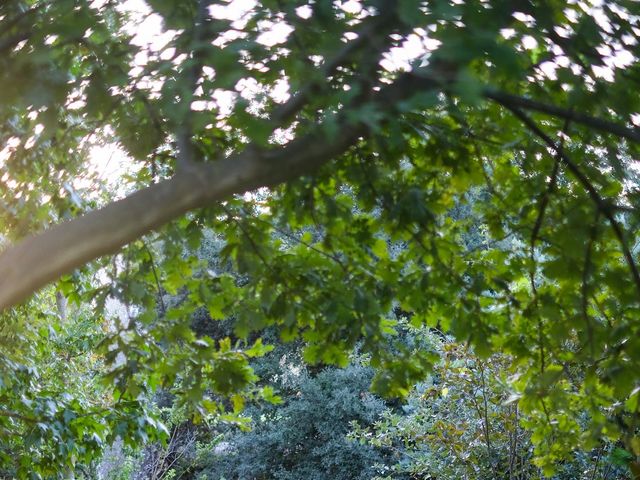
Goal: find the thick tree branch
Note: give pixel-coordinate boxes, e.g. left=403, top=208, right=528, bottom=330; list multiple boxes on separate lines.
left=0, top=129, right=354, bottom=310
left=0, top=71, right=444, bottom=311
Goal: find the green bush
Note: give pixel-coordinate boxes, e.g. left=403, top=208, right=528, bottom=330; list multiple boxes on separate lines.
left=202, top=364, right=390, bottom=480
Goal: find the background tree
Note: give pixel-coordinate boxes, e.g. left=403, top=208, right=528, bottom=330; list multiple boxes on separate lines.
left=351, top=326, right=629, bottom=479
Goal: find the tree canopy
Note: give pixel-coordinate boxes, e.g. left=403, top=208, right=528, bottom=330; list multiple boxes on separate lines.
left=1, top=0, right=640, bottom=476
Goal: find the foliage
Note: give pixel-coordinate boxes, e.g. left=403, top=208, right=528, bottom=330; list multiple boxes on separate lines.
left=351, top=327, right=628, bottom=479
left=0, top=290, right=164, bottom=478
left=0, top=0, right=639, bottom=476
left=94, top=335, right=392, bottom=480
left=200, top=358, right=389, bottom=480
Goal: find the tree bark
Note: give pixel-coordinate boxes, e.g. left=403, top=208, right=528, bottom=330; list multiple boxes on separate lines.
left=0, top=123, right=363, bottom=311
left=0, top=68, right=630, bottom=311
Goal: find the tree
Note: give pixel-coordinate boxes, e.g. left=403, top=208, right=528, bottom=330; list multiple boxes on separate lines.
left=1, top=0, right=640, bottom=476
left=350, top=326, right=629, bottom=479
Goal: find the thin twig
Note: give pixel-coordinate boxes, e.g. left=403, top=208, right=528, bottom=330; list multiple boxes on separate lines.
left=241, top=207, right=349, bottom=273
left=486, top=89, right=640, bottom=143
left=271, top=14, right=396, bottom=126
left=0, top=3, right=45, bottom=39
left=0, top=410, right=37, bottom=423
left=142, top=241, right=166, bottom=316
left=581, top=212, right=599, bottom=358
left=504, top=105, right=640, bottom=300
left=175, top=0, right=214, bottom=171
left=220, top=205, right=272, bottom=271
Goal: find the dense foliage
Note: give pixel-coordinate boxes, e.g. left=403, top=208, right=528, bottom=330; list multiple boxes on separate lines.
left=351, top=327, right=629, bottom=479
left=201, top=359, right=388, bottom=480
left=1, top=0, right=640, bottom=477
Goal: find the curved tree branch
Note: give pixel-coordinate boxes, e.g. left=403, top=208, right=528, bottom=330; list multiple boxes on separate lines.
left=486, top=89, right=640, bottom=144
left=0, top=72, right=434, bottom=311
left=3, top=65, right=633, bottom=312
left=0, top=129, right=356, bottom=310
